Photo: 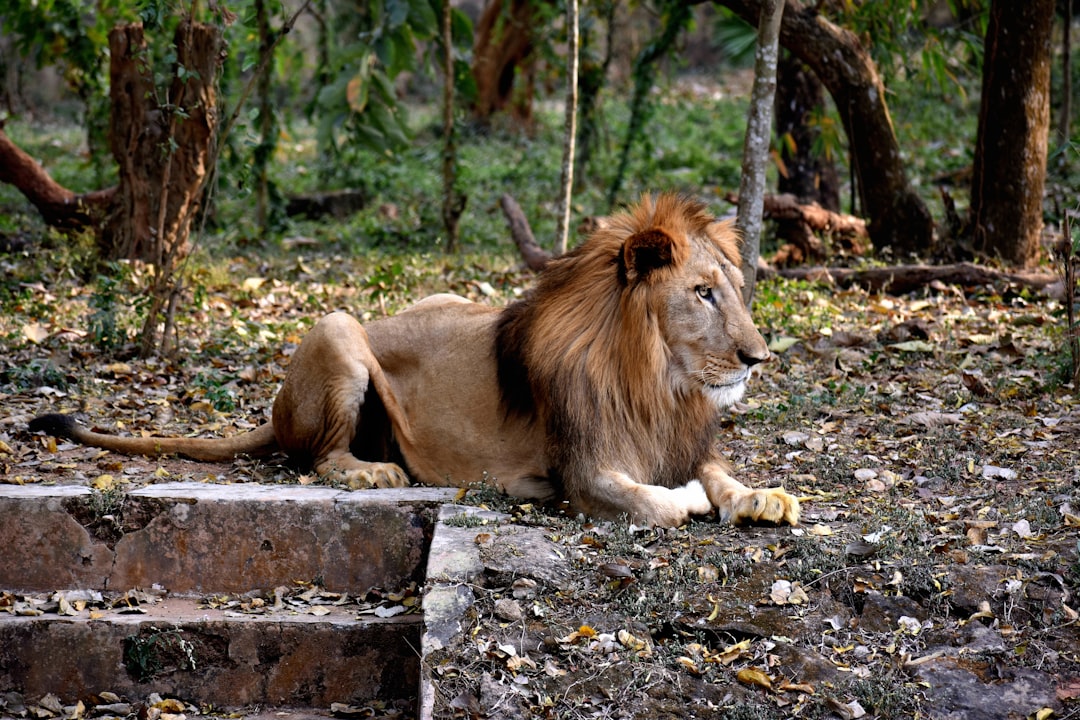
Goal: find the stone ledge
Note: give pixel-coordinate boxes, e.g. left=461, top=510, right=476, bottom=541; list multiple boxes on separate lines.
left=0, top=597, right=420, bottom=708
left=0, top=483, right=458, bottom=594
left=418, top=505, right=574, bottom=720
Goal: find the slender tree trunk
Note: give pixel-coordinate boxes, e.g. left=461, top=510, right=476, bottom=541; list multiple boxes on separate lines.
left=254, top=0, right=276, bottom=233
left=1060, top=0, right=1073, bottom=143
left=555, top=0, right=579, bottom=254
left=608, top=0, right=692, bottom=208
left=718, top=0, right=933, bottom=257
left=307, top=0, right=331, bottom=116
left=442, top=0, right=464, bottom=252
left=970, top=0, right=1054, bottom=267
left=773, top=52, right=841, bottom=262
left=574, top=0, right=616, bottom=187
left=737, top=0, right=783, bottom=305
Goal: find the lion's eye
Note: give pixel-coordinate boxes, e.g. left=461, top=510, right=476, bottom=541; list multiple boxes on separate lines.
left=695, top=285, right=715, bottom=303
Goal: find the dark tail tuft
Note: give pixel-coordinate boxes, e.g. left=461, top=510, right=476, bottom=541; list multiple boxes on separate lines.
left=28, top=413, right=80, bottom=439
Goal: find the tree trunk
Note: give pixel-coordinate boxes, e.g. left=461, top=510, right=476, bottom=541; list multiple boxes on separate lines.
left=775, top=53, right=839, bottom=211
left=717, top=0, right=933, bottom=257
left=969, top=0, right=1053, bottom=268
left=607, top=0, right=693, bottom=208
left=471, top=0, right=537, bottom=125
left=1060, top=0, right=1073, bottom=143
left=254, top=0, right=276, bottom=233
left=573, top=0, right=617, bottom=187
left=442, top=0, right=464, bottom=252
left=555, top=0, right=579, bottom=254
left=772, top=262, right=1059, bottom=295
left=736, top=0, right=783, bottom=305
left=104, top=22, right=222, bottom=264
left=500, top=193, right=551, bottom=271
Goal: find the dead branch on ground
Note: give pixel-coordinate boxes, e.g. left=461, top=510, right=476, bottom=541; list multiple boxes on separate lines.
left=768, top=262, right=1060, bottom=295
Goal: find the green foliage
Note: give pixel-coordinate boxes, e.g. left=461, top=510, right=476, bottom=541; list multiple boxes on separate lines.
left=87, top=261, right=148, bottom=353
left=607, top=0, right=694, bottom=208
left=191, top=370, right=237, bottom=413
left=123, top=628, right=197, bottom=682
left=711, top=7, right=758, bottom=67
left=1, top=0, right=137, bottom=176
left=828, top=0, right=988, bottom=95
left=88, top=264, right=127, bottom=352
left=314, top=0, right=472, bottom=155
left=3, top=358, right=68, bottom=391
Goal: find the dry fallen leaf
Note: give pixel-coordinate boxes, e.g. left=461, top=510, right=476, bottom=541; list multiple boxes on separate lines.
left=736, top=667, right=773, bottom=690
left=22, top=322, right=49, bottom=344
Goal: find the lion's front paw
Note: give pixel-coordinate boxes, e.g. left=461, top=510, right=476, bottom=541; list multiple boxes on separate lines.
left=344, top=462, right=410, bottom=489
left=726, top=487, right=800, bottom=526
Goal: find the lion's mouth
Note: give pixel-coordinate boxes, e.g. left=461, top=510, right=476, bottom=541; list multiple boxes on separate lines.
left=701, top=373, right=749, bottom=409
left=704, top=368, right=750, bottom=389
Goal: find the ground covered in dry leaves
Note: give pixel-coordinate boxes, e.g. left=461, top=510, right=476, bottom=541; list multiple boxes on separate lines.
left=1, top=248, right=1078, bottom=720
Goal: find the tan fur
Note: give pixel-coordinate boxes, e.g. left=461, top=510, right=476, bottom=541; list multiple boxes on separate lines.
left=30, top=194, right=798, bottom=527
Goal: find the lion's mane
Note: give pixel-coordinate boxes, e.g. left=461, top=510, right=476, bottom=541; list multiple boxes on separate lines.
left=496, top=194, right=742, bottom=504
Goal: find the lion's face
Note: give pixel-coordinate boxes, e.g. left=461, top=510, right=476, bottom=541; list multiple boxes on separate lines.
left=652, top=223, right=770, bottom=410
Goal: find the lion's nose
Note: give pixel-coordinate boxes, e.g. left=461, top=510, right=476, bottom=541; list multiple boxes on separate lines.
left=738, top=347, right=770, bottom=368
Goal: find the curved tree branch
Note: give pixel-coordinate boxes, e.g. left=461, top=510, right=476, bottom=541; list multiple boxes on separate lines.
left=0, top=126, right=115, bottom=231
left=714, top=0, right=933, bottom=256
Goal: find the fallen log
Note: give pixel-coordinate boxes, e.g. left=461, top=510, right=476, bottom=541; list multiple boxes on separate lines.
left=770, top=262, right=1061, bottom=295
left=755, top=192, right=867, bottom=238
left=285, top=189, right=367, bottom=220
left=726, top=191, right=869, bottom=265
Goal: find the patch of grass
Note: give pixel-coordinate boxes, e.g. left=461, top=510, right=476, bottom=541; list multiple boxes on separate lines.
left=65, top=488, right=128, bottom=546
left=191, top=370, right=238, bottom=413
left=781, top=535, right=851, bottom=585
left=847, top=673, right=924, bottom=717
left=2, top=358, right=68, bottom=391
left=443, top=512, right=489, bottom=528
left=753, top=278, right=842, bottom=340
left=123, top=628, right=198, bottom=682
left=88, top=262, right=143, bottom=352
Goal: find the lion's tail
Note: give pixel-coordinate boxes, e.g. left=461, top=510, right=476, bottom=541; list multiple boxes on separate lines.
left=28, top=413, right=279, bottom=462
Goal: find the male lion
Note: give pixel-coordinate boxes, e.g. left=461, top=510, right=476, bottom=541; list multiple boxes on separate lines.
left=30, top=194, right=799, bottom=528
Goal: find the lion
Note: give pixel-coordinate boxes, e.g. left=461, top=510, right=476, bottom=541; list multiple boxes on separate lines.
left=30, top=194, right=799, bottom=528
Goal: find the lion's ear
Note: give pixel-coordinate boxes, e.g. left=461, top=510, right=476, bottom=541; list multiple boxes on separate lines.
left=623, top=227, right=681, bottom=283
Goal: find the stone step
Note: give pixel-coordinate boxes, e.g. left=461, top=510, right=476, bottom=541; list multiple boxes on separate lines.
left=0, top=598, right=420, bottom=709
left=0, top=482, right=459, bottom=715
left=0, top=483, right=457, bottom=594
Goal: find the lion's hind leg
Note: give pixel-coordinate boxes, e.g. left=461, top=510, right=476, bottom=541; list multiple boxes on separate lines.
left=273, top=312, right=411, bottom=489
left=699, top=461, right=799, bottom=525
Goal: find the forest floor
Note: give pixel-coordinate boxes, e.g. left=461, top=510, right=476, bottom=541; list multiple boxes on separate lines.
left=1, top=245, right=1078, bottom=719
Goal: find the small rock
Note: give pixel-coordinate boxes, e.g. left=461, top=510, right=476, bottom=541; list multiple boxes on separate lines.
left=858, top=592, right=925, bottom=633
left=95, top=703, right=133, bottom=716
left=494, top=598, right=524, bottom=622
left=1, top=692, right=27, bottom=715
left=511, top=578, right=537, bottom=600
left=982, top=465, right=1017, bottom=480
left=914, top=658, right=1062, bottom=719
left=782, top=431, right=810, bottom=446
